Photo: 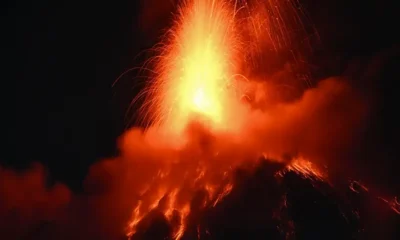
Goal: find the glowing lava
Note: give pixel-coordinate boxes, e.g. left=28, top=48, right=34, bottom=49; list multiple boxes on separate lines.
left=149, top=0, right=246, bottom=135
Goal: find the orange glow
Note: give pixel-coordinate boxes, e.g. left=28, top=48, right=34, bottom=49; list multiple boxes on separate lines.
left=284, top=158, right=326, bottom=181
left=149, top=0, right=247, bottom=135
left=174, top=204, right=190, bottom=240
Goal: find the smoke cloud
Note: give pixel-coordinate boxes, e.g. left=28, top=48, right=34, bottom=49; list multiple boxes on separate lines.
left=0, top=164, right=71, bottom=239
left=244, top=77, right=368, bottom=164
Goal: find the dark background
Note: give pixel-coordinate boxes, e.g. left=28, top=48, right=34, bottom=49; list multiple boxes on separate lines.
left=2, top=0, right=399, bottom=192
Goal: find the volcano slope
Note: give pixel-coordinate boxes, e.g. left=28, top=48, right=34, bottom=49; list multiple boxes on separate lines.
left=130, top=157, right=400, bottom=240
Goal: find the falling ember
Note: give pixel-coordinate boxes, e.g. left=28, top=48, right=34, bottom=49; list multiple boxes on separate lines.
left=380, top=197, right=400, bottom=215
left=212, top=183, right=233, bottom=207
left=148, top=0, right=247, bottom=136
left=126, top=201, right=142, bottom=236
left=349, top=180, right=369, bottom=193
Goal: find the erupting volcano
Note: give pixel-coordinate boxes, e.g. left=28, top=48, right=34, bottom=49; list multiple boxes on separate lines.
left=2, top=0, right=399, bottom=240
left=119, top=0, right=400, bottom=239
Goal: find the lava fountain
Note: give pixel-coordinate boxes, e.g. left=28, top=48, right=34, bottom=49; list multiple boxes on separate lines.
left=145, top=0, right=248, bottom=137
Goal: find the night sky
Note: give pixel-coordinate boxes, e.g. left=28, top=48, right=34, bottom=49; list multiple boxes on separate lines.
left=3, top=0, right=399, bottom=194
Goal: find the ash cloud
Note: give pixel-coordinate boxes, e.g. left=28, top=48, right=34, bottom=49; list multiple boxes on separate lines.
left=243, top=77, right=369, bottom=165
